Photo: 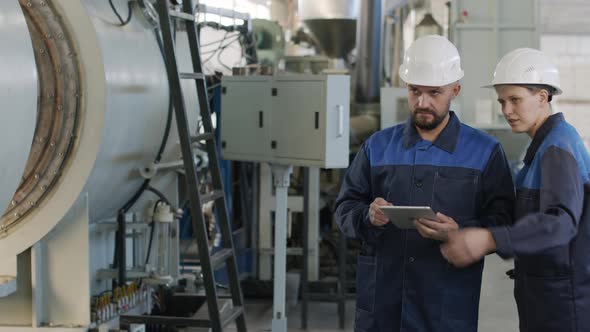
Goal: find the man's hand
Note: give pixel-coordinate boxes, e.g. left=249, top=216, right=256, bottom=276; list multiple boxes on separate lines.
left=440, top=228, right=497, bottom=268
left=414, top=212, right=458, bottom=242
left=369, top=197, right=393, bottom=227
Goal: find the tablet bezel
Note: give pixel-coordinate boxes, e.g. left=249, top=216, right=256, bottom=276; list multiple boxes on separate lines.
left=378, top=206, right=437, bottom=229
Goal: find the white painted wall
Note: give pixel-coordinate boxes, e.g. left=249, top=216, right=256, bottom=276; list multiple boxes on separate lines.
left=541, top=35, right=590, bottom=149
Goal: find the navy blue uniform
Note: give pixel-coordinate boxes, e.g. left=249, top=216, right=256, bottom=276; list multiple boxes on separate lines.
left=336, top=112, right=515, bottom=332
left=490, top=113, right=590, bottom=332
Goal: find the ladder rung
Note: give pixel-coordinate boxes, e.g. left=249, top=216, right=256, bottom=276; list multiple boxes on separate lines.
left=180, top=72, right=205, bottom=80
left=191, top=300, right=243, bottom=328
left=201, top=190, right=224, bottom=204
left=210, top=248, right=233, bottom=270
left=169, top=10, right=196, bottom=21
left=193, top=298, right=232, bottom=319
left=191, top=132, right=214, bottom=142
left=222, top=306, right=244, bottom=327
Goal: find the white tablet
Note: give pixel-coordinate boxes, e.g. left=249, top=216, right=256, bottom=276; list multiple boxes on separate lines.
left=378, top=206, right=437, bottom=229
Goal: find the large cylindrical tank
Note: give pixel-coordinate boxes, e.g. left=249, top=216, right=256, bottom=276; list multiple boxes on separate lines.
left=0, top=2, right=37, bottom=227
left=0, top=0, right=198, bottom=261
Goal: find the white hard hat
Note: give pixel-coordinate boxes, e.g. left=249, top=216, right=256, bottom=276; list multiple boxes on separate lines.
left=485, top=48, right=562, bottom=95
left=398, top=35, right=464, bottom=86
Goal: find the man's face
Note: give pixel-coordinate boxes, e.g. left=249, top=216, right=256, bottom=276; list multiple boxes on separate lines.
left=494, top=85, right=545, bottom=136
left=407, top=83, right=460, bottom=130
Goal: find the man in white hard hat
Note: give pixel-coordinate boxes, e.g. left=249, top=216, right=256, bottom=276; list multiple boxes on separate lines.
left=335, top=35, right=515, bottom=331
left=442, top=48, right=590, bottom=332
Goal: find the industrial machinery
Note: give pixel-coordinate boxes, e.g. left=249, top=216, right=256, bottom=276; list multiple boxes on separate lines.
left=0, top=0, right=207, bottom=330
left=251, top=19, right=285, bottom=70
left=297, top=0, right=385, bottom=146
left=298, top=0, right=358, bottom=60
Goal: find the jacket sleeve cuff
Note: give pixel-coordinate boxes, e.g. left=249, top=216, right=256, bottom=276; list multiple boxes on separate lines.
left=490, top=226, right=515, bottom=259
left=460, top=218, right=481, bottom=228
left=364, top=209, right=386, bottom=238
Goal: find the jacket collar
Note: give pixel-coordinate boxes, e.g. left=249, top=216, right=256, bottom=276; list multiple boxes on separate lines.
left=524, top=112, right=565, bottom=165
left=402, top=111, right=460, bottom=153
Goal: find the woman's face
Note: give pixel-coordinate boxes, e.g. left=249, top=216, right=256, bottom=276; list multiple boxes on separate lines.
left=495, top=85, right=548, bottom=137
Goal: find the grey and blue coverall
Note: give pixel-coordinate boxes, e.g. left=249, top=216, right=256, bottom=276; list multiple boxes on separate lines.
left=490, top=113, right=590, bottom=332
left=336, top=112, right=515, bottom=331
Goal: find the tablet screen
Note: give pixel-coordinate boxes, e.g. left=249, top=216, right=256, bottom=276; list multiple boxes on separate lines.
left=378, top=206, right=437, bottom=229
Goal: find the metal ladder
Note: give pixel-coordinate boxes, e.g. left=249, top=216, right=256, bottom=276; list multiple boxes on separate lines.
left=122, top=1, right=247, bottom=331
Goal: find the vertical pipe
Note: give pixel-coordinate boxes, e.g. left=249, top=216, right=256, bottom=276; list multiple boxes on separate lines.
left=274, top=184, right=288, bottom=322
left=117, top=210, right=126, bottom=286
left=301, top=167, right=309, bottom=329
left=337, top=168, right=347, bottom=329
left=338, top=224, right=346, bottom=329
left=392, top=7, right=403, bottom=87
left=355, top=0, right=383, bottom=103
left=252, top=163, right=259, bottom=278
left=271, top=164, right=292, bottom=332
left=446, top=1, right=452, bottom=41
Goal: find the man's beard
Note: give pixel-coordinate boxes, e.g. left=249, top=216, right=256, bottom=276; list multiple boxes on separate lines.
left=411, top=106, right=449, bottom=130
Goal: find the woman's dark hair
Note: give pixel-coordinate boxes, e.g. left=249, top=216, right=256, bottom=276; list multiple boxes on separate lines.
left=520, top=84, right=555, bottom=102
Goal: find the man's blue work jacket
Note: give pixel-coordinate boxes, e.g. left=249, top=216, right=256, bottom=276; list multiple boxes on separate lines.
left=490, top=113, right=590, bottom=332
left=336, top=112, right=515, bottom=332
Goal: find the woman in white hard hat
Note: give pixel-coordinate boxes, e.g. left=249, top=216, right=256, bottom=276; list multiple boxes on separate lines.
left=441, top=48, right=590, bottom=332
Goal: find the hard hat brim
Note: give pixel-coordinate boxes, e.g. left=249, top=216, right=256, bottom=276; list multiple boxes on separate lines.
left=481, top=82, right=562, bottom=95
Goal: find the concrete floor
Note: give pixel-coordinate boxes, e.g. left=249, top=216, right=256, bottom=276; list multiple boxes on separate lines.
left=231, top=255, right=519, bottom=332
left=478, top=255, right=519, bottom=332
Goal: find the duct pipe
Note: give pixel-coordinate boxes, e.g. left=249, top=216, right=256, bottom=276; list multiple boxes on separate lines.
left=355, top=0, right=383, bottom=103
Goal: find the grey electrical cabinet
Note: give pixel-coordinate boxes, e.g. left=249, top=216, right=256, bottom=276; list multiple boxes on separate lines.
left=220, top=74, right=350, bottom=168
